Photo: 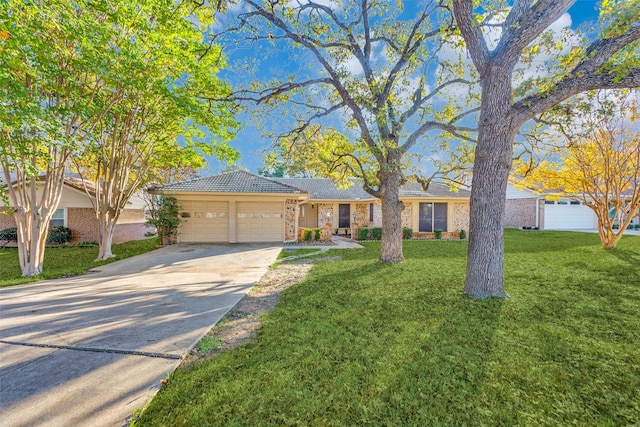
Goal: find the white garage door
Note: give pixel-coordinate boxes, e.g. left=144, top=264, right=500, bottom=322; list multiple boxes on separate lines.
left=544, top=201, right=596, bottom=230
left=237, top=202, right=284, bottom=242
left=179, top=201, right=229, bottom=242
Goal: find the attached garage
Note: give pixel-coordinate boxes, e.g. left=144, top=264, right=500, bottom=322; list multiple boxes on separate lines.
left=544, top=200, right=597, bottom=230
left=237, top=202, right=285, bottom=242
left=152, top=171, right=307, bottom=243
left=179, top=201, right=229, bottom=243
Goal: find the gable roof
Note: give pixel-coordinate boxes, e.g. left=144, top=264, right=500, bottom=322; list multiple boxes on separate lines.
left=153, top=170, right=307, bottom=194
left=1, top=172, right=97, bottom=195
left=273, top=178, right=374, bottom=201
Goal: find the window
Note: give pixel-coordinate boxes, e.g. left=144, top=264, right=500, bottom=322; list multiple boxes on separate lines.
left=557, top=201, right=568, bottom=205
left=51, top=208, right=65, bottom=227
left=570, top=201, right=580, bottom=205
left=544, top=200, right=555, bottom=205
left=419, top=203, right=447, bottom=232
left=369, top=203, right=374, bottom=222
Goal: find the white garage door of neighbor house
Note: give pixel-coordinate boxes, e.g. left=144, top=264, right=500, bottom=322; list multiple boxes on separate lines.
left=179, top=201, right=229, bottom=242
left=544, top=201, right=596, bottom=230
left=237, top=202, right=284, bottom=242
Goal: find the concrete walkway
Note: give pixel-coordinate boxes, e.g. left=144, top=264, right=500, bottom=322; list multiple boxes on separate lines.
left=0, top=243, right=281, bottom=427
left=284, top=235, right=364, bottom=249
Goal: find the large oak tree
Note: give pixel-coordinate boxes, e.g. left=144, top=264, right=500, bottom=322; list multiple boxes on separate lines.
left=452, top=0, right=640, bottom=298
left=219, top=0, right=475, bottom=263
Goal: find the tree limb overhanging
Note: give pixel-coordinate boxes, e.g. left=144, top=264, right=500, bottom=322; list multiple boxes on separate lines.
left=222, top=0, right=477, bottom=263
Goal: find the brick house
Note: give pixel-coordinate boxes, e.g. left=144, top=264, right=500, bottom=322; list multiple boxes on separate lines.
left=152, top=170, right=471, bottom=243
left=1, top=176, right=153, bottom=244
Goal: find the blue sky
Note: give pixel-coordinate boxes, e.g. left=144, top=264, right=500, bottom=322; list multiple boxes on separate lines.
left=203, top=1, right=602, bottom=176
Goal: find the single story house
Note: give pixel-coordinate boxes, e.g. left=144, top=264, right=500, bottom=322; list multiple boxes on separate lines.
left=505, top=183, right=605, bottom=230
left=152, top=170, right=471, bottom=243
left=0, top=175, right=152, bottom=244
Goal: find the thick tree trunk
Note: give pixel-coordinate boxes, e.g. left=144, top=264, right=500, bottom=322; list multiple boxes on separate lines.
left=464, top=76, right=516, bottom=299
left=378, top=169, right=405, bottom=264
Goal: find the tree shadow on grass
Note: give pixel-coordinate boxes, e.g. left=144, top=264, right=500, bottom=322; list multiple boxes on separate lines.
left=364, top=296, right=505, bottom=425
left=275, top=259, right=504, bottom=425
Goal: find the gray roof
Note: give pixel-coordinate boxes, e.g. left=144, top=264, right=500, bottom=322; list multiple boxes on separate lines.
left=153, top=170, right=306, bottom=194
left=399, top=182, right=470, bottom=198
left=273, top=178, right=374, bottom=201
left=152, top=170, right=469, bottom=200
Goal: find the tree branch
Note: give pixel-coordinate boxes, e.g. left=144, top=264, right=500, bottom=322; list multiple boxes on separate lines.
left=452, top=0, right=490, bottom=74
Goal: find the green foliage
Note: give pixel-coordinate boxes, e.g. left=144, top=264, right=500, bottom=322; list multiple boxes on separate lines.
left=402, top=227, right=413, bottom=240
left=313, top=228, right=321, bottom=241
left=0, top=226, right=73, bottom=245
left=357, top=227, right=370, bottom=241
left=434, top=229, right=443, bottom=240
left=46, top=226, right=72, bottom=245
left=0, top=227, right=17, bottom=242
left=136, top=230, right=640, bottom=426
left=459, top=229, right=467, bottom=240
left=371, top=227, right=383, bottom=240
left=303, top=229, right=313, bottom=241
left=146, top=195, right=181, bottom=246
left=198, top=337, right=222, bottom=353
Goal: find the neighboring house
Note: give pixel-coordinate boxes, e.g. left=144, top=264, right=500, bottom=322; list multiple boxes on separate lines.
left=0, top=176, right=153, bottom=244
left=505, top=183, right=598, bottom=230
left=152, top=170, right=471, bottom=243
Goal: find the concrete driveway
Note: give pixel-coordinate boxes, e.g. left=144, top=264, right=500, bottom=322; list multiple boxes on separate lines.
left=0, top=243, right=282, bottom=427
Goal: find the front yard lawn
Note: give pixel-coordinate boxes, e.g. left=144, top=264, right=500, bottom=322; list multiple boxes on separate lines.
left=136, top=230, right=640, bottom=426
left=0, top=238, right=160, bottom=288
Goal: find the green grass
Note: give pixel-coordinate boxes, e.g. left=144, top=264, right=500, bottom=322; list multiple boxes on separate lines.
left=135, top=230, right=640, bottom=426
left=277, top=248, right=324, bottom=259
left=0, top=238, right=160, bottom=288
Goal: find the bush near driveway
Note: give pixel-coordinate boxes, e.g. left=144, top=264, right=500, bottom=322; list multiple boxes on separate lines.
left=135, top=230, right=640, bottom=426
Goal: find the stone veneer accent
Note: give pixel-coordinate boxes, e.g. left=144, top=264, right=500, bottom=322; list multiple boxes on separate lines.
left=401, top=203, right=413, bottom=228
left=284, top=199, right=298, bottom=241
left=318, top=203, right=334, bottom=228
left=373, top=203, right=382, bottom=227
left=452, top=203, right=470, bottom=232
left=355, top=203, right=368, bottom=225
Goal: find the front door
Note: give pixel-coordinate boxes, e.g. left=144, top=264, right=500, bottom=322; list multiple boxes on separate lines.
left=338, top=204, right=351, bottom=228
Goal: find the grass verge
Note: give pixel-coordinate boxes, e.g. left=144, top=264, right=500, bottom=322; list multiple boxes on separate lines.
left=135, top=230, right=640, bottom=426
left=0, top=238, right=160, bottom=288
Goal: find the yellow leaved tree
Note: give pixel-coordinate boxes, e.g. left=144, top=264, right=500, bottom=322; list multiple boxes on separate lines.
left=515, top=90, right=640, bottom=249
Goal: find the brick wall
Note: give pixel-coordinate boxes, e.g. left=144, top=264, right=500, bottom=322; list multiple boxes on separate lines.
left=67, top=208, right=100, bottom=243
left=112, top=223, right=156, bottom=244
left=505, top=198, right=538, bottom=228
left=0, top=213, right=15, bottom=229
left=1, top=208, right=152, bottom=244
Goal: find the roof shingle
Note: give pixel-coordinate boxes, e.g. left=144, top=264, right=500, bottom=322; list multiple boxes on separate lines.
left=153, top=170, right=306, bottom=194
